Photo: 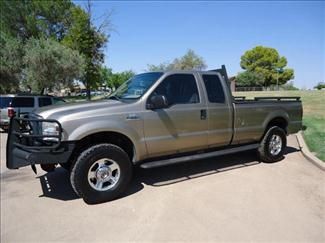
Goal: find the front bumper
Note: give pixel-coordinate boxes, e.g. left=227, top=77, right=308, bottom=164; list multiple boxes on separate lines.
left=6, top=116, right=75, bottom=169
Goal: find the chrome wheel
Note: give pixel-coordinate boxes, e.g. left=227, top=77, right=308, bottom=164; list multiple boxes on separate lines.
left=269, top=134, right=282, bottom=156
left=87, top=159, right=120, bottom=191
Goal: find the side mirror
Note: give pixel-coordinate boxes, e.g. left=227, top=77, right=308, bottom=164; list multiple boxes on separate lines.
left=147, top=95, right=169, bottom=110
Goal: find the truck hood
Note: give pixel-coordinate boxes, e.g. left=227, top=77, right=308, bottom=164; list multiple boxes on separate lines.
left=35, top=99, right=125, bottom=120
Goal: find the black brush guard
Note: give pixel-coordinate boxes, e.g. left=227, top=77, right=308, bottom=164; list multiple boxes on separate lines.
left=6, top=116, right=75, bottom=170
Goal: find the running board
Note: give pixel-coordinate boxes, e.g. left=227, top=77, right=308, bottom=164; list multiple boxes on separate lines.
left=140, top=143, right=259, bottom=169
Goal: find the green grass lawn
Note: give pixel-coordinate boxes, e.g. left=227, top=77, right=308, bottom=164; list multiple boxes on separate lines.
left=234, top=90, right=325, bottom=161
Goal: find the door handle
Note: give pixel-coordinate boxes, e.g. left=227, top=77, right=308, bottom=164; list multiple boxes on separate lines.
left=200, top=109, right=207, bottom=120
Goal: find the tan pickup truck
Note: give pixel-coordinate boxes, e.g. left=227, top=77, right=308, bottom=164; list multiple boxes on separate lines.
left=7, top=66, right=302, bottom=204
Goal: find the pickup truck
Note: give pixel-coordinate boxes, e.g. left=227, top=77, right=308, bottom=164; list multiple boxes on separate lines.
left=6, top=66, right=303, bottom=204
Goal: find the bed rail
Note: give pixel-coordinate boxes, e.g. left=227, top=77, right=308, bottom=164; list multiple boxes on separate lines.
left=254, top=96, right=301, bottom=101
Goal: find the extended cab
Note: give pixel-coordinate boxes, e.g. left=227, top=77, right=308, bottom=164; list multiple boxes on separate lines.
left=6, top=67, right=302, bottom=204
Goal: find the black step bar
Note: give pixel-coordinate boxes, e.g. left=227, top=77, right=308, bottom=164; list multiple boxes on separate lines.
left=140, top=143, right=259, bottom=169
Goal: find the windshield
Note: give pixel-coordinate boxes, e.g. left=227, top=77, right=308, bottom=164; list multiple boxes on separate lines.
left=109, top=72, right=163, bottom=99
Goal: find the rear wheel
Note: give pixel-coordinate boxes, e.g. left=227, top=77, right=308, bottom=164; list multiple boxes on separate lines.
left=258, top=126, right=286, bottom=162
left=70, top=144, right=132, bottom=204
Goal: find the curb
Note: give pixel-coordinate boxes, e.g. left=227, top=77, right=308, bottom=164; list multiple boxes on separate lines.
left=296, top=131, right=325, bottom=171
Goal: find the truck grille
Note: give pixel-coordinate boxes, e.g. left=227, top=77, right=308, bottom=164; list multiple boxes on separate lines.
left=9, top=114, right=62, bottom=150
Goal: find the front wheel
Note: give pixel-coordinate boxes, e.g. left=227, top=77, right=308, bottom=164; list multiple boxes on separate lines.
left=70, top=144, right=133, bottom=204
left=258, top=126, right=287, bottom=163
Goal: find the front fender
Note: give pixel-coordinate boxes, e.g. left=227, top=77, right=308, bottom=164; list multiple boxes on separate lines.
left=65, top=120, right=146, bottom=162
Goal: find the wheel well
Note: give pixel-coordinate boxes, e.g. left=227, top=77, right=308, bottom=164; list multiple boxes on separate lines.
left=266, top=117, right=288, bottom=133
left=70, top=132, right=135, bottom=163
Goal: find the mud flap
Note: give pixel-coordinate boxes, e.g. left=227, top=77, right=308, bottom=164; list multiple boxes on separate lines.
left=40, top=164, right=57, bottom=172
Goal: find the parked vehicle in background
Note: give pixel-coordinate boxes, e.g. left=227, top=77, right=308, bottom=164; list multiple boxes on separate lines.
left=0, top=94, right=15, bottom=130
left=2, top=95, right=65, bottom=131
left=6, top=66, right=302, bottom=204
left=9, top=94, right=65, bottom=115
left=76, top=90, right=109, bottom=97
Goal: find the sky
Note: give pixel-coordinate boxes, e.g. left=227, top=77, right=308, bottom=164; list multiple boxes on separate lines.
left=75, top=1, right=324, bottom=89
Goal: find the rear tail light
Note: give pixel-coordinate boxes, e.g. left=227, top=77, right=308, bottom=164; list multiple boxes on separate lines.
left=8, top=107, right=15, bottom=118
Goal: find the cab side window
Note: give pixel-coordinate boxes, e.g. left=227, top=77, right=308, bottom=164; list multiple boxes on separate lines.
left=153, top=74, right=199, bottom=105
left=202, top=75, right=225, bottom=103
left=38, top=97, right=52, bottom=107
left=11, top=97, right=35, bottom=107
left=53, top=97, right=65, bottom=105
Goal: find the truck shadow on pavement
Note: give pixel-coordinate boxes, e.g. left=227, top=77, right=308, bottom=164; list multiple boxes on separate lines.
left=38, top=168, right=144, bottom=201
left=38, top=146, right=299, bottom=202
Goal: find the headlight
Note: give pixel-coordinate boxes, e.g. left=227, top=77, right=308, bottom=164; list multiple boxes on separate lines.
left=42, top=122, right=60, bottom=141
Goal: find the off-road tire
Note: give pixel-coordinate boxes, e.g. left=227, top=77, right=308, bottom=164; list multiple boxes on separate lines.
left=258, top=126, right=287, bottom=163
left=70, top=143, right=133, bottom=204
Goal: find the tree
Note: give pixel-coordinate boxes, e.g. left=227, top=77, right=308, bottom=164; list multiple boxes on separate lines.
left=236, top=71, right=264, bottom=87
left=100, top=66, right=113, bottom=88
left=23, top=38, right=85, bottom=93
left=147, top=49, right=207, bottom=71
left=106, top=70, right=135, bottom=89
left=314, top=82, right=325, bottom=90
left=240, top=46, right=294, bottom=87
left=147, top=62, right=173, bottom=72
left=0, top=0, right=82, bottom=94
left=282, top=81, right=299, bottom=91
left=0, top=0, right=73, bottom=42
left=99, top=67, right=135, bottom=90
left=173, top=49, right=207, bottom=70
left=63, top=2, right=110, bottom=100
left=0, top=36, right=24, bottom=93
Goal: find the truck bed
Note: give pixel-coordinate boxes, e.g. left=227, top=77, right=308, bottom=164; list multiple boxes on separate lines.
left=231, top=96, right=303, bottom=144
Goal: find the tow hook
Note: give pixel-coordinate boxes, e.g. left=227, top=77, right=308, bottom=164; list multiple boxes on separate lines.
left=40, top=164, right=57, bottom=173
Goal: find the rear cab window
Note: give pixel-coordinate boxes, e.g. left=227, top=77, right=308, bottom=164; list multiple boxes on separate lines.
left=202, top=74, right=225, bottom=103
left=11, top=97, right=35, bottom=107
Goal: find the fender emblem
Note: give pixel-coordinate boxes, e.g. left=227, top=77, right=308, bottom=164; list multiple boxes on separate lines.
left=126, top=114, right=139, bottom=120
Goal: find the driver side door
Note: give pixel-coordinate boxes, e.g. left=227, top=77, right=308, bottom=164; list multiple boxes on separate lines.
left=143, top=74, right=208, bottom=158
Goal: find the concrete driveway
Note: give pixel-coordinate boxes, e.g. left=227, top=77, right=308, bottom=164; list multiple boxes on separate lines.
left=1, top=131, right=324, bottom=242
